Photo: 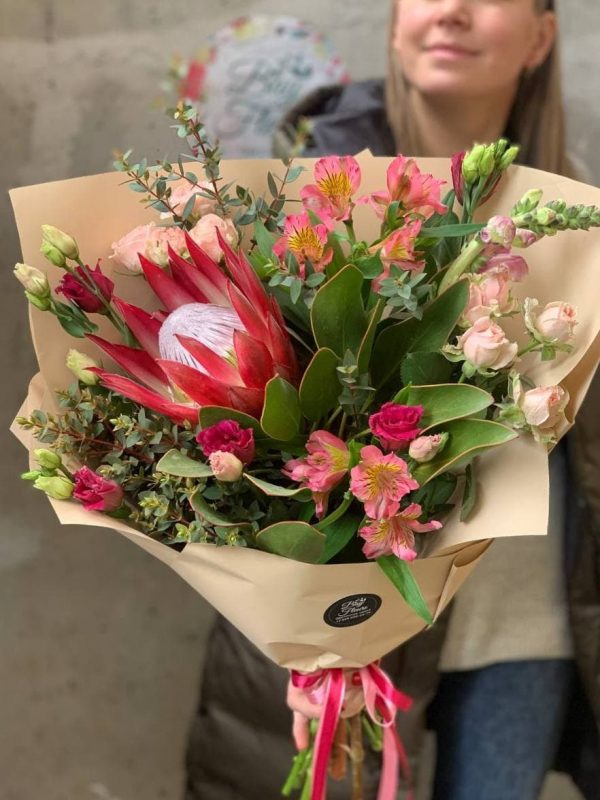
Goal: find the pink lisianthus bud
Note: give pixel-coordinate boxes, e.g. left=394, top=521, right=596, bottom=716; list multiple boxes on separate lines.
left=196, top=420, right=255, bottom=464
left=188, top=214, right=239, bottom=262
left=73, top=466, right=124, bottom=511
left=282, top=431, right=350, bottom=519
left=369, top=403, right=424, bottom=450
left=534, top=301, right=578, bottom=344
left=57, top=262, right=114, bottom=313
left=209, top=451, right=244, bottom=482
left=408, top=433, right=448, bottom=463
left=359, top=503, right=442, bottom=561
left=463, top=272, right=515, bottom=325
left=480, top=216, right=517, bottom=248
left=458, top=317, right=518, bottom=370
left=350, top=445, right=419, bottom=519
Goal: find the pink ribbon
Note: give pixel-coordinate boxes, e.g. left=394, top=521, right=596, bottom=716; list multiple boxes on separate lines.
left=290, top=663, right=413, bottom=800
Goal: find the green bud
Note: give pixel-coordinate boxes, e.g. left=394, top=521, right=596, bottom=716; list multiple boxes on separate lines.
left=499, top=145, right=520, bottom=170
left=462, top=144, right=485, bottom=183
left=479, top=146, right=496, bottom=177
left=41, top=224, right=79, bottom=261
left=21, top=470, right=42, bottom=481
left=513, top=189, right=543, bottom=216
left=536, top=207, right=557, bottom=226
left=66, top=349, right=100, bottom=385
left=25, top=291, right=51, bottom=311
left=14, top=263, right=50, bottom=296
left=34, top=475, right=74, bottom=500
left=34, top=448, right=62, bottom=470
left=40, top=240, right=67, bottom=268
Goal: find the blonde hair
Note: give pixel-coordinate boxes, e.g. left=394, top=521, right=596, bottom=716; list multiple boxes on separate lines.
left=385, top=0, right=574, bottom=177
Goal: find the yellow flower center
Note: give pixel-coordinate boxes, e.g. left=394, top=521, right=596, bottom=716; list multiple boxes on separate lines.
left=317, top=171, right=353, bottom=204
left=364, top=463, right=403, bottom=498
left=288, top=227, right=324, bottom=261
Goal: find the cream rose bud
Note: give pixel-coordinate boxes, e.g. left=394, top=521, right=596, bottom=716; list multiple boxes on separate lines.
left=408, top=433, right=448, bottom=463
left=519, top=385, right=569, bottom=430
left=458, top=317, right=518, bottom=370
left=209, top=451, right=243, bottom=482
left=188, top=214, right=239, bottom=262
left=535, top=302, right=577, bottom=343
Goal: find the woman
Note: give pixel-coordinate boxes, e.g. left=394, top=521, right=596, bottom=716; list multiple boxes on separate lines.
left=186, top=2, right=600, bottom=798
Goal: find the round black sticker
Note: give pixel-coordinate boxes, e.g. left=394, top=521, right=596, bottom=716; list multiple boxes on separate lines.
left=323, top=594, right=382, bottom=628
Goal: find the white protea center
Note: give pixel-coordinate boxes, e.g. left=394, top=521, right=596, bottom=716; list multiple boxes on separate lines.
left=158, top=303, right=244, bottom=372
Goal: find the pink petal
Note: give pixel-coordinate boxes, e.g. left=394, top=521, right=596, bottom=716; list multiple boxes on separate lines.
left=139, top=254, right=197, bottom=311
left=176, top=334, right=243, bottom=387
left=174, top=239, right=231, bottom=306
left=87, top=334, right=169, bottom=393
left=112, top=298, right=162, bottom=359
left=92, top=369, right=197, bottom=424
left=233, top=330, right=274, bottom=389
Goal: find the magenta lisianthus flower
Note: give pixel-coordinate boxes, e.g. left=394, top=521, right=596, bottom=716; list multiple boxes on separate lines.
left=359, top=503, right=442, bottom=561
left=363, top=155, right=446, bottom=221
left=57, top=262, right=114, bottom=313
left=300, top=156, right=361, bottom=224
left=368, top=403, right=424, bottom=450
left=350, top=445, right=419, bottom=519
left=273, top=213, right=333, bottom=278
left=196, top=420, right=255, bottom=464
left=283, top=430, right=350, bottom=518
left=73, top=466, right=124, bottom=512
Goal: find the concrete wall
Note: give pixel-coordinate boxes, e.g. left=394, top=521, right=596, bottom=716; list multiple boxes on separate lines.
left=1, top=2, right=597, bottom=799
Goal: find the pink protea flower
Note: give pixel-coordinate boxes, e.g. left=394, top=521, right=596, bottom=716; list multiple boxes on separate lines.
left=350, top=445, right=419, bottom=520
left=196, top=419, right=255, bottom=464
left=90, top=230, right=299, bottom=424
left=273, top=213, right=333, bottom=278
left=283, top=430, right=350, bottom=518
left=364, top=156, right=446, bottom=221
left=300, top=156, right=361, bottom=223
left=73, top=466, right=124, bottom=512
left=359, top=503, right=442, bottom=561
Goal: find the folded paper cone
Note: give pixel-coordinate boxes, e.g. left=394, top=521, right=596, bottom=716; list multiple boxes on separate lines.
left=10, top=155, right=600, bottom=670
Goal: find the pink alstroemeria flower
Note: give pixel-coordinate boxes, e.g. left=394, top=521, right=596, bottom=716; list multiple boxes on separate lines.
left=273, top=213, right=333, bottom=278
left=283, top=430, right=350, bottom=518
left=359, top=503, right=442, bottom=561
left=350, top=445, right=419, bottom=520
left=300, top=156, right=361, bottom=224
left=364, top=156, right=446, bottom=221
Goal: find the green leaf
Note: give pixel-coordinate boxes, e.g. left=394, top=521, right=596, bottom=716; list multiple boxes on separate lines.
left=260, top=377, right=302, bottom=441
left=412, top=418, right=518, bottom=485
left=318, top=514, right=360, bottom=563
left=377, top=556, right=433, bottom=624
left=394, top=384, right=494, bottom=430
left=371, top=280, right=469, bottom=390
left=254, top=218, right=276, bottom=259
left=311, top=265, right=367, bottom=357
left=460, top=463, right=478, bottom=521
left=357, top=299, right=385, bottom=374
left=198, top=406, right=262, bottom=436
left=191, top=491, right=253, bottom=530
left=256, top=521, right=325, bottom=563
left=299, top=348, right=340, bottom=421
left=156, top=449, right=213, bottom=478
left=400, top=352, right=454, bottom=386
left=419, top=223, right=485, bottom=238
left=243, top=474, right=311, bottom=501
left=267, top=172, right=279, bottom=198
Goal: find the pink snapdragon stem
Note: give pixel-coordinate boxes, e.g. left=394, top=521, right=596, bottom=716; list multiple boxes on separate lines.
left=290, top=663, right=413, bottom=800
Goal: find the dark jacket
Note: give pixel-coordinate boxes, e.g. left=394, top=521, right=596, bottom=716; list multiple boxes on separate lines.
left=186, top=80, right=600, bottom=800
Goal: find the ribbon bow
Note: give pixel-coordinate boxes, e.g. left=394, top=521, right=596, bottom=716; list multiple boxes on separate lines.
left=290, top=663, right=413, bottom=800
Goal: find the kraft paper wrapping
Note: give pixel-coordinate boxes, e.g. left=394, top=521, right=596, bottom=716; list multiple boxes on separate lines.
left=10, top=155, right=600, bottom=671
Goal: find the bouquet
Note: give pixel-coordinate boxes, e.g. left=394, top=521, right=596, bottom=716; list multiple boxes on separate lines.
left=11, top=105, right=600, bottom=799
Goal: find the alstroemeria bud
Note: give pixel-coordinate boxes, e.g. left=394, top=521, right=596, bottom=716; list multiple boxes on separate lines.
left=209, top=451, right=243, bottom=482
left=41, top=224, right=79, bottom=261
left=14, top=263, right=50, bottom=297
left=66, top=349, right=100, bottom=385
left=40, top=240, right=67, bottom=268
left=34, top=475, right=74, bottom=500
left=480, top=216, right=516, bottom=248
left=34, top=448, right=62, bottom=470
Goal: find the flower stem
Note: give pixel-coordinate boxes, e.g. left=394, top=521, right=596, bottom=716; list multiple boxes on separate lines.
left=517, top=340, right=540, bottom=358
left=316, top=493, right=353, bottom=531
left=438, top=238, right=484, bottom=294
